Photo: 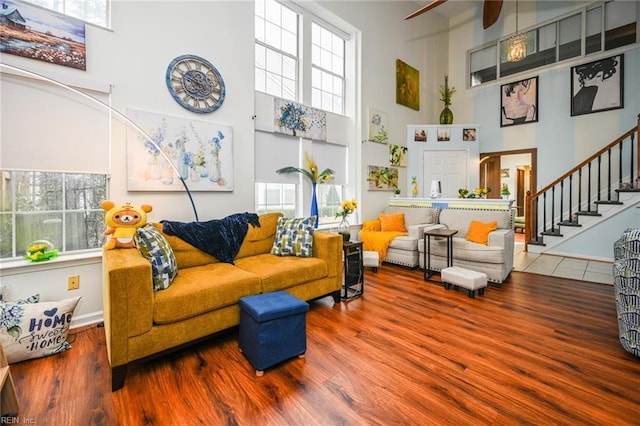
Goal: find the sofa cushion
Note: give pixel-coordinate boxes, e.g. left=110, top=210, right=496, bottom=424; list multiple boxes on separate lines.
left=438, top=208, right=512, bottom=238
left=466, top=221, right=498, bottom=245
left=234, top=254, right=328, bottom=293
left=153, top=263, right=262, bottom=324
left=135, top=224, right=178, bottom=291
left=155, top=223, right=218, bottom=269
left=423, top=238, right=506, bottom=264
left=236, top=212, right=282, bottom=259
left=389, top=235, right=418, bottom=251
left=271, top=216, right=316, bottom=257
left=383, top=206, right=438, bottom=226
left=362, top=219, right=381, bottom=232
left=379, top=213, right=407, bottom=232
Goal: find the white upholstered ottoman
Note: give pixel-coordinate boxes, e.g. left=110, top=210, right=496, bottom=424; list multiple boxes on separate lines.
left=441, top=266, right=487, bottom=298
left=363, top=251, right=379, bottom=272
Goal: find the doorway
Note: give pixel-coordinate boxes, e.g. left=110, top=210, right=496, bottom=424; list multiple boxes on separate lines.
left=423, top=150, right=468, bottom=198
left=479, top=148, right=537, bottom=233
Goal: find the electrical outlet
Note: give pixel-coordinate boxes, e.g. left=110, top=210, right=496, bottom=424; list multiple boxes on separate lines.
left=67, top=275, right=80, bottom=290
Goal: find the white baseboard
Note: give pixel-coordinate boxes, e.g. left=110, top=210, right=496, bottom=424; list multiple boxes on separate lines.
left=71, top=310, right=103, bottom=329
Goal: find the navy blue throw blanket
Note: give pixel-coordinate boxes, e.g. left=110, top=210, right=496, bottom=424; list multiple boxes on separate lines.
left=161, top=212, right=260, bottom=264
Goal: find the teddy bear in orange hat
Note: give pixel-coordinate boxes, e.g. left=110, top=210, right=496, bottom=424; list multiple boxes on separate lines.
left=102, top=201, right=153, bottom=249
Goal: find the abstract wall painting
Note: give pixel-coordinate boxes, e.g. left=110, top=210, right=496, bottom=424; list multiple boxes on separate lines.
left=389, top=144, right=407, bottom=167
left=396, top=59, right=420, bottom=111
left=274, top=98, right=327, bottom=141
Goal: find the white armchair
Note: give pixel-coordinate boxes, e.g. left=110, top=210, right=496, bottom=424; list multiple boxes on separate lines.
left=418, top=208, right=514, bottom=285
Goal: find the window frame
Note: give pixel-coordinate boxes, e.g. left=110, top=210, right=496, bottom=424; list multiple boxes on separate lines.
left=311, top=21, right=346, bottom=115
left=0, top=170, right=108, bottom=262
left=468, top=0, right=638, bottom=88
left=23, top=0, right=110, bottom=28
left=254, top=1, right=353, bottom=224
left=254, top=0, right=300, bottom=101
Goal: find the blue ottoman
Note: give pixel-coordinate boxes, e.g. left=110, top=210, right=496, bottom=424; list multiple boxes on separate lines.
left=238, top=291, right=309, bottom=376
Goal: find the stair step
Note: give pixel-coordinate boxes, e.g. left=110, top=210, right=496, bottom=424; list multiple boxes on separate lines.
left=541, top=230, right=563, bottom=237
left=594, top=200, right=623, bottom=205
left=616, top=188, right=640, bottom=193
left=577, top=211, right=601, bottom=216
left=558, top=221, right=582, bottom=227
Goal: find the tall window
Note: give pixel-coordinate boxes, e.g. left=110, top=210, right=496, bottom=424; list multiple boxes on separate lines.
left=0, top=171, right=107, bottom=260
left=255, top=0, right=298, bottom=101
left=255, top=182, right=296, bottom=217
left=24, top=0, right=109, bottom=27
left=311, top=22, right=345, bottom=114
left=255, top=1, right=352, bottom=225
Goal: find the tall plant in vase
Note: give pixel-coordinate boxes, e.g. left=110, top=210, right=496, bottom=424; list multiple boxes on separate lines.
left=276, top=152, right=334, bottom=228
left=439, top=75, right=456, bottom=125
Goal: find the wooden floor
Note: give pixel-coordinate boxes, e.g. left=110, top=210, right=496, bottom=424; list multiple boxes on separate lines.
left=9, top=264, right=640, bottom=425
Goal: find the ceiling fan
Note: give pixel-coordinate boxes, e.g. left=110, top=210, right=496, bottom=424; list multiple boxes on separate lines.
left=405, top=0, right=504, bottom=30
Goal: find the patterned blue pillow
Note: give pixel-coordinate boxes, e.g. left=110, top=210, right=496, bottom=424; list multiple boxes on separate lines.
left=271, top=216, right=316, bottom=257
left=135, top=224, right=178, bottom=291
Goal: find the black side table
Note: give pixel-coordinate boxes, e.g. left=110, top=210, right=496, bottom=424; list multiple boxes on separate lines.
left=423, top=228, right=458, bottom=282
left=342, top=241, right=364, bottom=301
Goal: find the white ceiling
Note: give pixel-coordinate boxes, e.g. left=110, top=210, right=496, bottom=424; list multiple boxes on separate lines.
left=408, top=0, right=483, bottom=19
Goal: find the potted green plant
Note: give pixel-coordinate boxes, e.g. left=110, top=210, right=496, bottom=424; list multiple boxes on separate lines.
left=501, top=183, right=511, bottom=199
left=394, top=188, right=401, bottom=198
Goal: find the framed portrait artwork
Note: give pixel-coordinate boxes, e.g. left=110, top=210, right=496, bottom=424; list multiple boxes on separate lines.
left=570, top=54, right=624, bottom=117
left=500, top=76, right=538, bottom=127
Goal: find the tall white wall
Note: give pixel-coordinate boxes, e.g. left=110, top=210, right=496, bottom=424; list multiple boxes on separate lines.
left=0, top=1, right=256, bottom=323
left=318, top=1, right=449, bottom=220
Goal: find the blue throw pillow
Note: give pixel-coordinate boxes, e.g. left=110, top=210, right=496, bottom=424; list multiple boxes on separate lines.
left=135, top=224, right=178, bottom=291
left=271, top=216, right=316, bottom=257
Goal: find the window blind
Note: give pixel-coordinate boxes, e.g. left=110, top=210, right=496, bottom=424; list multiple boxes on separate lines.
left=312, top=141, right=347, bottom=185
left=254, top=130, right=300, bottom=183
left=0, top=72, right=110, bottom=174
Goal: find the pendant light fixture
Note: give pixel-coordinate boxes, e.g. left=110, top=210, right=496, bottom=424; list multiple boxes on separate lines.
left=506, top=0, right=527, bottom=62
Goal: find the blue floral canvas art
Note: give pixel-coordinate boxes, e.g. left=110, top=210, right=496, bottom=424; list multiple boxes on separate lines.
left=274, top=98, right=327, bottom=141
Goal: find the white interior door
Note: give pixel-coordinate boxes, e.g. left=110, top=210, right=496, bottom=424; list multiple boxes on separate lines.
left=423, top=150, right=468, bottom=198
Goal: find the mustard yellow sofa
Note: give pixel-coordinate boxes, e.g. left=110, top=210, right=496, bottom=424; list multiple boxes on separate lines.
left=102, top=212, right=342, bottom=391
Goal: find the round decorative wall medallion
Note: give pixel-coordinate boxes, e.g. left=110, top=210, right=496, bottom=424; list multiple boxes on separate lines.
left=165, top=54, right=226, bottom=113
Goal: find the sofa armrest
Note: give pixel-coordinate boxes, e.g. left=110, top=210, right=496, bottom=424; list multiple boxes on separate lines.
left=102, top=247, right=154, bottom=368
left=488, top=228, right=514, bottom=247
left=488, top=229, right=515, bottom=272
left=409, top=223, right=447, bottom=239
left=312, top=231, right=342, bottom=278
